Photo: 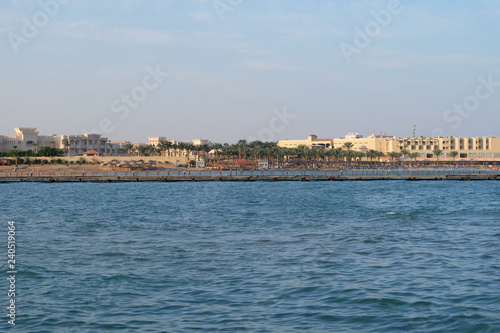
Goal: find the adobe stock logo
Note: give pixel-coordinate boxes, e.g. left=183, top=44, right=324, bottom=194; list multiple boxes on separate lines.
left=83, top=65, right=169, bottom=135
left=247, top=107, right=296, bottom=142
left=433, top=74, right=500, bottom=137
left=340, top=0, right=403, bottom=64
left=213, top=0, right=243, bottom=21
left=8, top=0, right=70, bottom=54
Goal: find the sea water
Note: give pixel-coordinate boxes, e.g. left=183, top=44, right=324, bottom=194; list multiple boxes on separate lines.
left=0, top=181, right=499, bottom=332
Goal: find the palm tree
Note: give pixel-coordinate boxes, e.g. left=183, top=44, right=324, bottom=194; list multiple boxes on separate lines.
left=433, top=148, right=443, bottom=162
left=389, top=152, right=402, bottom=161
left=249, top=146, right=264, bottom=161
left=124, top=142, right=134, bottom=156
left=342, top=142, right=354, bottom=151
left=296, top=145, right=309, bottom=161
left=264, top=143, right=280, bottom=166
left=64, top=141, right=70, bottom=157
left=108, top=142, right=114, bottom=156
left=400, top=148, right=410, bottom=160
left=172, top=143, right=179, bottom=157
left=365, top=149, right=377, bottom=162
left=176, top=142, right=191, bottom=158
left=137, top=145, right=146, bottom=157
left=449, top=151, right=458, bottom=162
left=185, top=143, right=195, bottom=159
left=342, top=142, right=355, bottom=162
left=156, top=141, right=166, bottom=156
left=159, top=140, right=173, bottom=157
left=144, top=144, right=156, bottom=156
left=353, top=151, right=365, bottom=162
left=370, top=150, right=383, bottom=162
left=31, top=142, right=38, bottom=154
left=276, top=147, right=287, bottom=167
left=331, top=148, right=343, bottom=161
left=409, top=152, right=420, bottom=162
left=212, top=143, right=222, bottom=161
left=200, top=144, right=211, bottom=161
left=11, top=145, right=19, bottom=166
left=221, top=144, right=234, bottom=160
left=236, top=140, right=248, bottom=159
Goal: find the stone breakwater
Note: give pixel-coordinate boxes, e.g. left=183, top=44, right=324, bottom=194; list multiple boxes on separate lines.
left=0, top=173, right=499, bottom=183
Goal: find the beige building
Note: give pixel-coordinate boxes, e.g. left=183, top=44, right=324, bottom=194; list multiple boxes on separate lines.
left=148, top=137, right=168, bottom=147
left=278, top=133, right=500, bottom=160
left=278, top=135, right=333, bottom=149
left=192, top=139, right=212, bottom=146
left=332, top=133, right=397, bottom=153
left=278, top=133, right=395, bottom=153
left=0, top=128, right=124, bottom=156
left=148, top=137, right=211, bottom=147
left=394, top=136, right=500, bottom=160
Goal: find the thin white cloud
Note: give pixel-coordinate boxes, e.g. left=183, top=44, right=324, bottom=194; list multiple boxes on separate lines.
left=50, top=21, right=174, bottom=45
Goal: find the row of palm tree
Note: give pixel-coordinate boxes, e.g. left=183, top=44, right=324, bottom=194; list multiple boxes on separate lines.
left=122, top=141, right=213, bottom=159
left=119, top=140, right=459, bottom=163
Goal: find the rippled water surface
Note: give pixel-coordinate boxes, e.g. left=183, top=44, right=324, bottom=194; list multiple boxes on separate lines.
left=1, top=181, right=499, bottom=332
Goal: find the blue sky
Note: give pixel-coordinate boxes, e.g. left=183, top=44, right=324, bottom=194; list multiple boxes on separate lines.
left=1, top=0, right=499, bottom=143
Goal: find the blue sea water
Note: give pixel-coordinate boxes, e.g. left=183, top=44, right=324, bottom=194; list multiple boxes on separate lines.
left=1, top=181, right=499, bottom=332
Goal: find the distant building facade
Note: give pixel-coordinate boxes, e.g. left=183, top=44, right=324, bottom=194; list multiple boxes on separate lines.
left=394, top=136, right=500, bottom=159
left=278, top=133, right=500, bottom=160
left=191, top=139, right=212, bottom=146
left=277, top=135, right=334, bottom=149
left=148, top=137, right=167, bottom=147
left=0, top=128, right=124, bottom=156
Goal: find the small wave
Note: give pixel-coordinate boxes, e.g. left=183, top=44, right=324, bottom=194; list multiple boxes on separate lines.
left=387, top=211, right=397, bottom=215
left=96, top=252, right=128, bottom=257
left=103, top=274, right=146, bottom=281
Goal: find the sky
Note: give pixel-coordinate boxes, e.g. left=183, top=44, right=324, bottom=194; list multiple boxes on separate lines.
left=1, top=0, right=500, bottom=143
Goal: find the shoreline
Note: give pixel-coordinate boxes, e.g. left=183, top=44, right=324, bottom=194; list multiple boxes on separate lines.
left=1, top=170, right=498, bottom=183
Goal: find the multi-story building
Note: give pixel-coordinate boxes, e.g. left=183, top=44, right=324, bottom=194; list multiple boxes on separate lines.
left=0, top=128, right=124, bottom=156
left=148, top=137, right=167, bottom=147
left=277, top=135, right=334, bottom=149
left=395, top=136, right=500, bottom=159
left=191, top=139, right=212, bottom=146
left=331, top=133, right=397, bottom=153
left=278, top=133, right=395, bottom=153
left=148, top=137, right=212, bottom=148
left=278, top=133, right=500, bottom=160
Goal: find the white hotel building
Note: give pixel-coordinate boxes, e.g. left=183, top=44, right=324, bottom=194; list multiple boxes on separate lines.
left=0, top=128, right=124, bottom=156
